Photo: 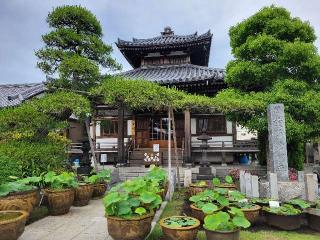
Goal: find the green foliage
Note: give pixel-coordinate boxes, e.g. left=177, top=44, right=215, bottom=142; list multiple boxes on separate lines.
left=204, top=208, right=251, bottom=231
left=192, top=181, right=208, bottom=187
left=0, top=153, right=23, bottom=184
left=232, top=202, right=257, bottom=210
left=225, top=175, right=234, bottom=184
left=263, top=204, right=302, bottom=215
left=215, top=5, right=320, bottom=170
left=144, top=165, right=167, bottom=188
left=103, top=177, right=162, bottom=218
left=43, top=171, right=78, bottom=189
left=0, top=181, right=34, bottom=197
left=286, top=199, right=311, bottom=209
left=163, top=216, right=198, bottom=228
left=250, top=198, right=272, bottom=205
left=189, top=189, right=229, bottom=210
left=36, top=5, right=120, bottom=91
left=212, top=178, right=221, bottom=186
left=85, top=169, right=112, bottom=184
left=228, top=190, right=245, bottom=202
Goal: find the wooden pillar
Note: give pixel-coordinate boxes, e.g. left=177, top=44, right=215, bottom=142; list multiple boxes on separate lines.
left=184, top=109, right=192, bottom=165
left=117, top=103, right=125, bottom=165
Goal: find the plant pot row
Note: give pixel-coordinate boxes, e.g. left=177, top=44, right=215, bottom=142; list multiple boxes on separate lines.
left=0, top=183, right=107, bottom=216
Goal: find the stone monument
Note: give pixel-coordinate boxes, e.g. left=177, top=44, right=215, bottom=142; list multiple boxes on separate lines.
left=267, top=104, right=289, bottom=181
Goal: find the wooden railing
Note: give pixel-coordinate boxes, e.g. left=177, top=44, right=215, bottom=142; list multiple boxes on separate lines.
left=192, top=140, right=259, bottom=153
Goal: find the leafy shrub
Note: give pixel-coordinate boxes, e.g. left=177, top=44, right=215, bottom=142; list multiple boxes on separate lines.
left=43, top=171, right=78, bottom=189
left=0, top=153, right=23, bottom=184
left=204, top=207, right=251, bottom=231
left=0, top=138, right=68, bottom=177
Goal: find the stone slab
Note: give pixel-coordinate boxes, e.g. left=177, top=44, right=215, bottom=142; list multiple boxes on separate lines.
left=268, top=172, right=279, bottom=200
left=245, top=173, right=252, bottom=198
left=251, top=175, right=259, bottom=198
left=184, top=169, right=192, bottom=187
left=240, top=171, right=246, bottom=194
left=267, top=104, right=289, bottom=181
left=305, top=173, right=318, bottom=202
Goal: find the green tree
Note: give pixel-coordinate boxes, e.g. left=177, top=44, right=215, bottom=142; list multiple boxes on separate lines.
left=36, top=5, right=120, bottom=91
left=214, top=5, right=320, bottom=169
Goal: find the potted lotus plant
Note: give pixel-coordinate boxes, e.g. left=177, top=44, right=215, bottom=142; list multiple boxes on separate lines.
left=250, top=198, right=273, bottom=207
left=0, top=176, right=41, bottom=214
left=43, top=171, right=78, bottom=215
left=231, top=202, right=261, bottom=224
left=144, top=165, right=168, bottom=199
left=72, top=176, right=95, bottom=207
left=160, top=216, right=200, bottom=240
left=188, top=180, right=209, bottom=198
left=0, top=210, right=29, bottom=240
left=189, top=189, right=229, bottom=223
left=90, top=169, right=111, bottom=199
left=263, top=204, right=302, bottom=230
left=203, top=207, right=251, bottom=240
left=305, top=199, right=320, bottom=232
left=212, top=176, right=236, bottom=190
left=103, top=177, right=162, bottom=240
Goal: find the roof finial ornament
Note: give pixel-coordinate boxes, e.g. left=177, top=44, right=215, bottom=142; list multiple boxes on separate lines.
left=161, top=26, right=174, bottom=36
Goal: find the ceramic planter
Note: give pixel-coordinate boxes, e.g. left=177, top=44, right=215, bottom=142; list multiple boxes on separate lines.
left=306, top=208, right=320, bottom=232
left=73, top=183, right=94, bottom=207
left=0, top=188, right=40, bottom=214
left=0, top=210, right=28, bottom=240
left=106, top=212, right=154, bottom=240
left=204, top=227, right=240, bottom=240
left=264, top=211, right=302, bottom=230
left=188, top=184, right=208, bottom=199
left=241, top=205, right=261, bottom=224
left=92, top=182, right=107, bottom=199
left=160, top=216, right=200, bottom=240
left=190, top=204, right=223, bottom=223
left=44, top=188, right=74, bottom=215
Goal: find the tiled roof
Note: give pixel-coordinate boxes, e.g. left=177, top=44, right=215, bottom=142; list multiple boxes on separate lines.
left=120, top=64, right=225, bottom=84
left=117, top=27, right=212, bottom=49
left=0, top=83, right=45, bottom=108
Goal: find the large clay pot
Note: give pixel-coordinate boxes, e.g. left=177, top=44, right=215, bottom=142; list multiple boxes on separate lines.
left=306, top=208, right=320, bottom=232
left=92, top=183, right=107, bottom=199
left=44, top=188, right=74, bottom=215
left=160, top=216, right=200, bottom=240
left=265, top=211, right=302, bottom=230
left=188, top=184, right=208, bottom=199
left=0, top=188, right=39, bottom=214
left=204, top=227, right=240, bottom=240
left=73, top=183, right=94, bottom=207
left=190, top=204, right=223, bottom=223
left=0, top=210, right=28, bottom=240
left=106, top=212, right=154, bottom=240
left=241, top=205, right=261, bottom=224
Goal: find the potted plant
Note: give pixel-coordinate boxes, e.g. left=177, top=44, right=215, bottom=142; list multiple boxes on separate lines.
left=104, top=177, right=162, bottom=240
left=231, top=202, right=261, bottom=224
left=285, top=198, right=312, bottom=210
left=0, top=176, right=41, bottom=214
left=227, top=190, right=245, bottom=202
left=0, top=210, right=29, bottom=240
left=203, top=207, right=251, bottom=240
left=263, top=204, right=302, bottom=230
left=43, top=171, right=78, bottom=215
left=306, top=208, right=320, bottom=232
left=188, top=180, right=208, bottom=198
left=189, top=189, right=229, bottom=223
left=160, top=216, right=200, bottom=240
left=90, top=169, right=111, bottom=199
left=72, top=176, right=94, bottom=207
left=212, top=176, right=236, bottom=190
left=250, top=198, right=272, bottom=207
left=144, top=165, right=168, bottom=200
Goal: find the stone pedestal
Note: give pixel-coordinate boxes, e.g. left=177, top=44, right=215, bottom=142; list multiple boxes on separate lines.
left=184, top=169, right=192, bottom=187
left=196, top=166, right=214, bottom=180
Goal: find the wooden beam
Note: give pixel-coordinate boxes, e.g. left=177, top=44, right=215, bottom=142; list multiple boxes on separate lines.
left=184, top=109, right=192, bottom=165
left=117, top=103, right=125, bottom=165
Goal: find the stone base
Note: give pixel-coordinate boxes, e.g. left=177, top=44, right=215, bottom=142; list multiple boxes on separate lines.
left=259, top=181, right=305, bottom=201
left=197, top=167, right=213, bottom=180
left=197, top=174, right=214, bottom=180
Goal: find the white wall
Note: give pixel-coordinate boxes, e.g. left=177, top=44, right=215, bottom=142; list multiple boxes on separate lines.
left=236, top=124, right=257, bottom=140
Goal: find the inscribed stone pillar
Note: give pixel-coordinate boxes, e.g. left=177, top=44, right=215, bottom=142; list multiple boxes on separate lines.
left=268, top=172, right=279, bottom=200
left=251, top=175, right=259, bottom=198
left=184, top=169, right=192, bottom=187
left=267, top=104, right=289, bottom=181
left=305, top=174, right=318, bottom=202
left=245, top=173, right=252, bottom=198
left=240, top=171, right=246, bottom=194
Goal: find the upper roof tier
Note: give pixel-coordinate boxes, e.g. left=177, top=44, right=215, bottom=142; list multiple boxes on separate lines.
left=116, top=27, right=212, bottom=68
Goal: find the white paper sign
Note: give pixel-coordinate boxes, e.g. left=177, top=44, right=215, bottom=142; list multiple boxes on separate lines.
left=239, top=198, right=248, bottom=203
left=153, top=144, right=160, bottom=152
left=100, top=154, right=107, bottom=163
left=269, top=200, right=280, bottom=208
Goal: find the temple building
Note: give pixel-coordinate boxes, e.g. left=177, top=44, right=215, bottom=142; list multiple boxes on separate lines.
left=92, top=27, right=259, bottom=166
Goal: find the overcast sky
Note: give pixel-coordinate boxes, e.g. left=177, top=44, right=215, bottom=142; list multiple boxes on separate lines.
left=0, top=0, right=319, bottom=84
